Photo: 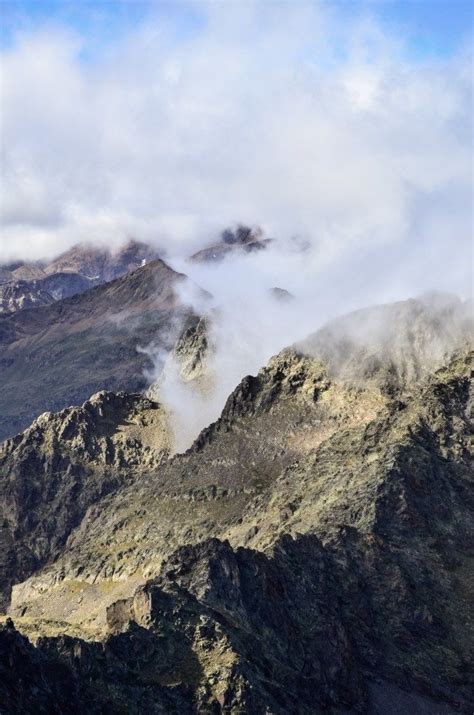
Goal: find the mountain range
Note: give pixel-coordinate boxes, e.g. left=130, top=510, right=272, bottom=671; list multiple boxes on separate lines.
left=0, top=237, right=472, bottom=714
left=0, top=240, right=161, bottom=312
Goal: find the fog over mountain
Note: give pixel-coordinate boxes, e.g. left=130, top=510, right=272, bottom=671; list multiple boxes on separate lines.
left=1, top=0, right=472, bottom=454
left=152, top=254, right=473, bottom=451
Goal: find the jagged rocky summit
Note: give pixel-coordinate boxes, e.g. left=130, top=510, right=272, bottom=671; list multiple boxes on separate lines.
left=0, top=295, right=472, bottom=713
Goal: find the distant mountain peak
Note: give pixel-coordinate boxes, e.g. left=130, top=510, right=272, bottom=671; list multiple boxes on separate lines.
left=0, top=239, right=162, bottom=315
left=189, top=224, right=272, bottom=263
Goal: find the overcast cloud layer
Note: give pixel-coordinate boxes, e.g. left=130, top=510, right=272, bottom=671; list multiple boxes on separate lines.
left=0, top=1, right=472, bottom=293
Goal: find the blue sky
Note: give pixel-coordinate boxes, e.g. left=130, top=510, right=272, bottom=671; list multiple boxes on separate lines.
left=369, top=0, right=473, bottom=57
left=0, top=1, right=205, bottom=57
left=0, top=0, right=472, bottom=61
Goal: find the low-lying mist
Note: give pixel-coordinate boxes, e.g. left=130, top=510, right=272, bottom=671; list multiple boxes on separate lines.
left=144, top=237, right=472, bottom=453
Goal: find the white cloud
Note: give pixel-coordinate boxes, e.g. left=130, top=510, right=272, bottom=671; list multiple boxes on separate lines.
left=0, top=1, right=470, bottom=280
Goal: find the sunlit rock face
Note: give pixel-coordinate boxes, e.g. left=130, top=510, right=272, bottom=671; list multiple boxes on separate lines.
left=0, top=390, right=170, bottom=611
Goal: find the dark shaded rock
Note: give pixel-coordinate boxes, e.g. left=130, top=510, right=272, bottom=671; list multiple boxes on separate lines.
left=0, top=621, right=194, bottom=714
left=271, top=286, right=294, bottom=302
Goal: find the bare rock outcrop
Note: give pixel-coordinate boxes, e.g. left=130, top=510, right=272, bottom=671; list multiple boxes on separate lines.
left=0, top=391, right=170, bottom=610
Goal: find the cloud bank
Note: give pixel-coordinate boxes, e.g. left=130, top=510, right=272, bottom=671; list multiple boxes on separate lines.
left=0, top=1, right=471, bottom=294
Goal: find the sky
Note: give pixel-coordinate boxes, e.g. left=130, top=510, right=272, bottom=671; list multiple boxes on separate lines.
left=1, top=0, right=472, bottom=57
left=0, top=0, right=472, bottom=290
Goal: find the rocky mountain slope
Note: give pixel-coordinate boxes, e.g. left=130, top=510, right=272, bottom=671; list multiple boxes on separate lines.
left=0, top=390, right=170, bottom=614
left=299, top=292, right=472, bottom=390
left=0, top=240, right=160, bottom=315
left=0, top=296, right=472, bottom=713
left=0, top=258, right=189, bottom=442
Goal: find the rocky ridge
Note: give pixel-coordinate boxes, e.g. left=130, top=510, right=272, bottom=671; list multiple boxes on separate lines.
left=299, top=293, right=472, bottom=391
left=0, top=240, right=161, bottom=315
left=0, top=296, right=472, bottom=712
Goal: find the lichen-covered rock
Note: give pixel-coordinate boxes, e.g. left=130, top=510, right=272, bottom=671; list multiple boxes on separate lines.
left=106, top=535, right=365, bottom=713
left=173, top=314, right=210, bottom=383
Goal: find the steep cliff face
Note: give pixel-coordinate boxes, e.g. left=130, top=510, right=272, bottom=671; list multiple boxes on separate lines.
left=172, top=315, right=210, bottom=383
left=105, top=535, right=365, bottom=713
left=0, top=297, right=472, bottom=712
left=104, top=514, right=473, bottom=714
